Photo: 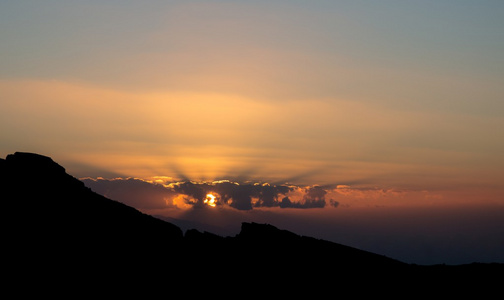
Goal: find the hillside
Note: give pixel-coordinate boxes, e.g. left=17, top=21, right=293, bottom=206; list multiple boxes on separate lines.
left=1, top=152, right=502, bottom=292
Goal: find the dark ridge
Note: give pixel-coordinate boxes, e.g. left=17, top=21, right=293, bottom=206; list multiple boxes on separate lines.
left=2, top=152, right=183, bottom=264
left=2, top=152, right=502, bottom=293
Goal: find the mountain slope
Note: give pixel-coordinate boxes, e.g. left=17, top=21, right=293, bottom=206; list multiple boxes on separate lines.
left=1, top=152, right=183, bottom=267
left=1, top=152, right=502, bottom=293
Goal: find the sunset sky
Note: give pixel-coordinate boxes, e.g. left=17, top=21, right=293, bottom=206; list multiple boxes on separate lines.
left=1, top=1, right=503, bottom=264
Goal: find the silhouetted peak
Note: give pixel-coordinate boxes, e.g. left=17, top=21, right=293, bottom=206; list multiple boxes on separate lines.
left=1, top=152, right=86, bottom=196
left=6, top=152, right=66, bottom=174
left=2, top=151, right=184, bottom=259
left=3, top=152, right=66, bottom=179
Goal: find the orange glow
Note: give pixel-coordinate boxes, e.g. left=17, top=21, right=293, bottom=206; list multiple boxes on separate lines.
left=204, top=193, right=217, bottom=207
left=171, top=194, right=192, bottom=209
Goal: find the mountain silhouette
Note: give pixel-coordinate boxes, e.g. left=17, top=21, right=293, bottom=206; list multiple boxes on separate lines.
left=1, top=152, right=502, bottom=293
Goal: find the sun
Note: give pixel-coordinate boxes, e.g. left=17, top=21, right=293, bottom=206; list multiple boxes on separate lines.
left=204, top=193, right=217, bottom=207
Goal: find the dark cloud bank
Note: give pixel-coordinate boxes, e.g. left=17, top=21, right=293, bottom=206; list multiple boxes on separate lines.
left=81, top=178, right=339, bottom=211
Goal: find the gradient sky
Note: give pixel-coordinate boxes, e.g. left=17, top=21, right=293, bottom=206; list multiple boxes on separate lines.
left=1, top=2, right=504, bottom=202
left=1, top=0, right=504, bottom=264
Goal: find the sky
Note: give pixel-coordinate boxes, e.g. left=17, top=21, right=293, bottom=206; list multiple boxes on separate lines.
left=1, top=1, right=504, bottom=264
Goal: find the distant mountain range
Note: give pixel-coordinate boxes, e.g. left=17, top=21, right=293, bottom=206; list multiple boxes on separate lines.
left=1, top=152, right=502, bottom=293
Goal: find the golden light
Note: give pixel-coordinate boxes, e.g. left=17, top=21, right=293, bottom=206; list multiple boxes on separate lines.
left=204, top=193, right=217, bottom=207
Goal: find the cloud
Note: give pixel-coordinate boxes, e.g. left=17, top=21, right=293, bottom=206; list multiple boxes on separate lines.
left=303, top=186, right=327, bottom=208
left=329, top=199, right=340, bottom=208
left=82, top=177, right=337, bottom=211
left=279, top=186, right=328, bottom=209
left=172, top=181, right=293, bottom=211
left=172, top=182, right=209, bottom=207
left=212, top=181, right=254, bottom=211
